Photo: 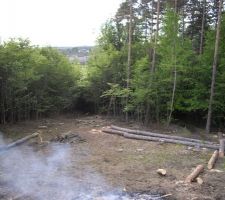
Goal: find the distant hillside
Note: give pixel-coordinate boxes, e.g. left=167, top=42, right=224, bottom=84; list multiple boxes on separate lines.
left=57, top=46, right=93, bottom=64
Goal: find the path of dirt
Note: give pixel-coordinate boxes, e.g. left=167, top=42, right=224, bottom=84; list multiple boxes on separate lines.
left=1, top=115, right=225, bottom=200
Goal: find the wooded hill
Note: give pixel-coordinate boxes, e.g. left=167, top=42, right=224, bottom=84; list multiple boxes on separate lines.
left=0, top=0, right=225, bottom=133
left=87, top=0, right=225, bottom=132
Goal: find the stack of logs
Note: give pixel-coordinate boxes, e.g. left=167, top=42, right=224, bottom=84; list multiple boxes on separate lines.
left=102, top=125, right=220, bottom=150
left=102, top=125, right=225, bottom=184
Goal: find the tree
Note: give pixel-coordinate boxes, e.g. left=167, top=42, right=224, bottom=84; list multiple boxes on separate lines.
left=206, top=0, right=223, bottom=133
left=126, top=0, right=133, bottom=121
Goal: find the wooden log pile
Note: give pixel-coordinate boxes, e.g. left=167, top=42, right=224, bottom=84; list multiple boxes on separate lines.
left=102, top=125, right=220, bottom=150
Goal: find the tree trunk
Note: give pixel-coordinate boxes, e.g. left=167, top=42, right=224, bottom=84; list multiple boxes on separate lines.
left=206, top=0, right=223, bottom=133
left=167, top=66, right=177, bottom=126
left=219, top=139, right=225, bottom=157
left=126, top=0, right=133, bottom=122
left=167, top=4, right=178, bottom=126
left=151, top=0, right=160, bottom=73
left=174, top=0, right=177, bottom=13
left=181, top=5, right=185, bottom=42
left=199, top=0, right=206, bottom=54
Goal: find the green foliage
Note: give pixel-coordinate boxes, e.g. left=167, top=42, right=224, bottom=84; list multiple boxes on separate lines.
left=86, top=3, right=225, bottom=129
left=0, top=39, right=79, bottom=123
left=2, top=1, right=225, bottom=131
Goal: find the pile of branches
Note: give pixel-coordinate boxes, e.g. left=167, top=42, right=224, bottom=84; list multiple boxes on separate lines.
left=102, top=125, right=220, bottom=150
left=51, top=131, right=86, bottom=144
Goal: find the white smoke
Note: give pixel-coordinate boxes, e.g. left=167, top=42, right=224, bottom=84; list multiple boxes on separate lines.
left=0, top=134, right=162, bottom=200
left=0, top=135, right=117, bottom=200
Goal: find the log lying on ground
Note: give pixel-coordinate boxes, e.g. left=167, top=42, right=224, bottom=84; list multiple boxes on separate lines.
left=102, top=128, right=219, bottom=150
left=185, top=165, right=204, bottom=183
left=219, top=139, right=225, bottom=157
left=0, top=132, right=39, bottom=152
left=111, top=125, right=217, bottom=145
left=102, top=128, right=125, bottom=136
left=208, top=150, right=219, bottom=169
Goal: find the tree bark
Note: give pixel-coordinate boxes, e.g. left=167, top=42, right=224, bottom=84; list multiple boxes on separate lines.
left=206, top=0, right=223, bottom=133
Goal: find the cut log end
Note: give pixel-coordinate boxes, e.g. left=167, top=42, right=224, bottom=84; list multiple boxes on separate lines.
left=156, top=169, right=167, bottom=176
left=196, top=177, right=203, bottom=185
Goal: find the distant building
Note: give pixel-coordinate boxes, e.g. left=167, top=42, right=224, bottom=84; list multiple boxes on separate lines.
left=57, top=46, right=92, bottom=65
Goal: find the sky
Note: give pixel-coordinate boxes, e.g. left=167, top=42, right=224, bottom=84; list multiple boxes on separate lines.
left=0, top=0, right=122, bottom=47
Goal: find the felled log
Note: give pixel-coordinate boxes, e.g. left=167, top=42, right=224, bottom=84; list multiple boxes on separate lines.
left=102, top=128, right=219, bottom=150
left=111, top=125, right=216, bottom=146
left=102, top=128, right=125, bottom=136
left=219, top=139, right=225, bottom=157
left=0, top=132, right=39, bottom=152
left=208, top=150, right=219, bottom=169
left=185, top=165, right=204, bottom=183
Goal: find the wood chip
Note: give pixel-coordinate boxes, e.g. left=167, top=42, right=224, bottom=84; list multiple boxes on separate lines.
left=196, top=177, right=203, bottom=185
left=157, top=168, right=167, bottom=176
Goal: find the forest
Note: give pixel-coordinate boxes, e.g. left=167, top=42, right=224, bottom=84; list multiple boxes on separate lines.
left=0, top=0, right=225, bottom=134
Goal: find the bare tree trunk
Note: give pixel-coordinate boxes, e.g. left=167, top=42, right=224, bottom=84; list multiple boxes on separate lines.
left=151, top=0, right=160, bottom=73
left=167, top=3, right=178, bottom=126
left=150, top=0, right=154, bottom=37
left=181, top=3, right=186, bottom=43
left=206, top=0, right=223, bottom=133
left=174, top=0, right=177, bottom=13
left=168, top=65, right=177, bottom=126
left=126, top=0, right=132, bottom=122
left=199, top=0, right=206, bottom=54
left=107, top=96, right=113, bottom=116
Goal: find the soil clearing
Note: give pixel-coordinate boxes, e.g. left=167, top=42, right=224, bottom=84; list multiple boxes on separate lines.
left=0, top=115, right=225, bottom=200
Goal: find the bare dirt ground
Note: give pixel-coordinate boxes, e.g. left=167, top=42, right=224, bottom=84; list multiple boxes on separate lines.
left=0, top=115, right=225, bottom=200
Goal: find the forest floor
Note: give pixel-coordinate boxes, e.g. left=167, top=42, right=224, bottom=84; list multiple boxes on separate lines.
left=0, top=115, right=225, bottom=200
